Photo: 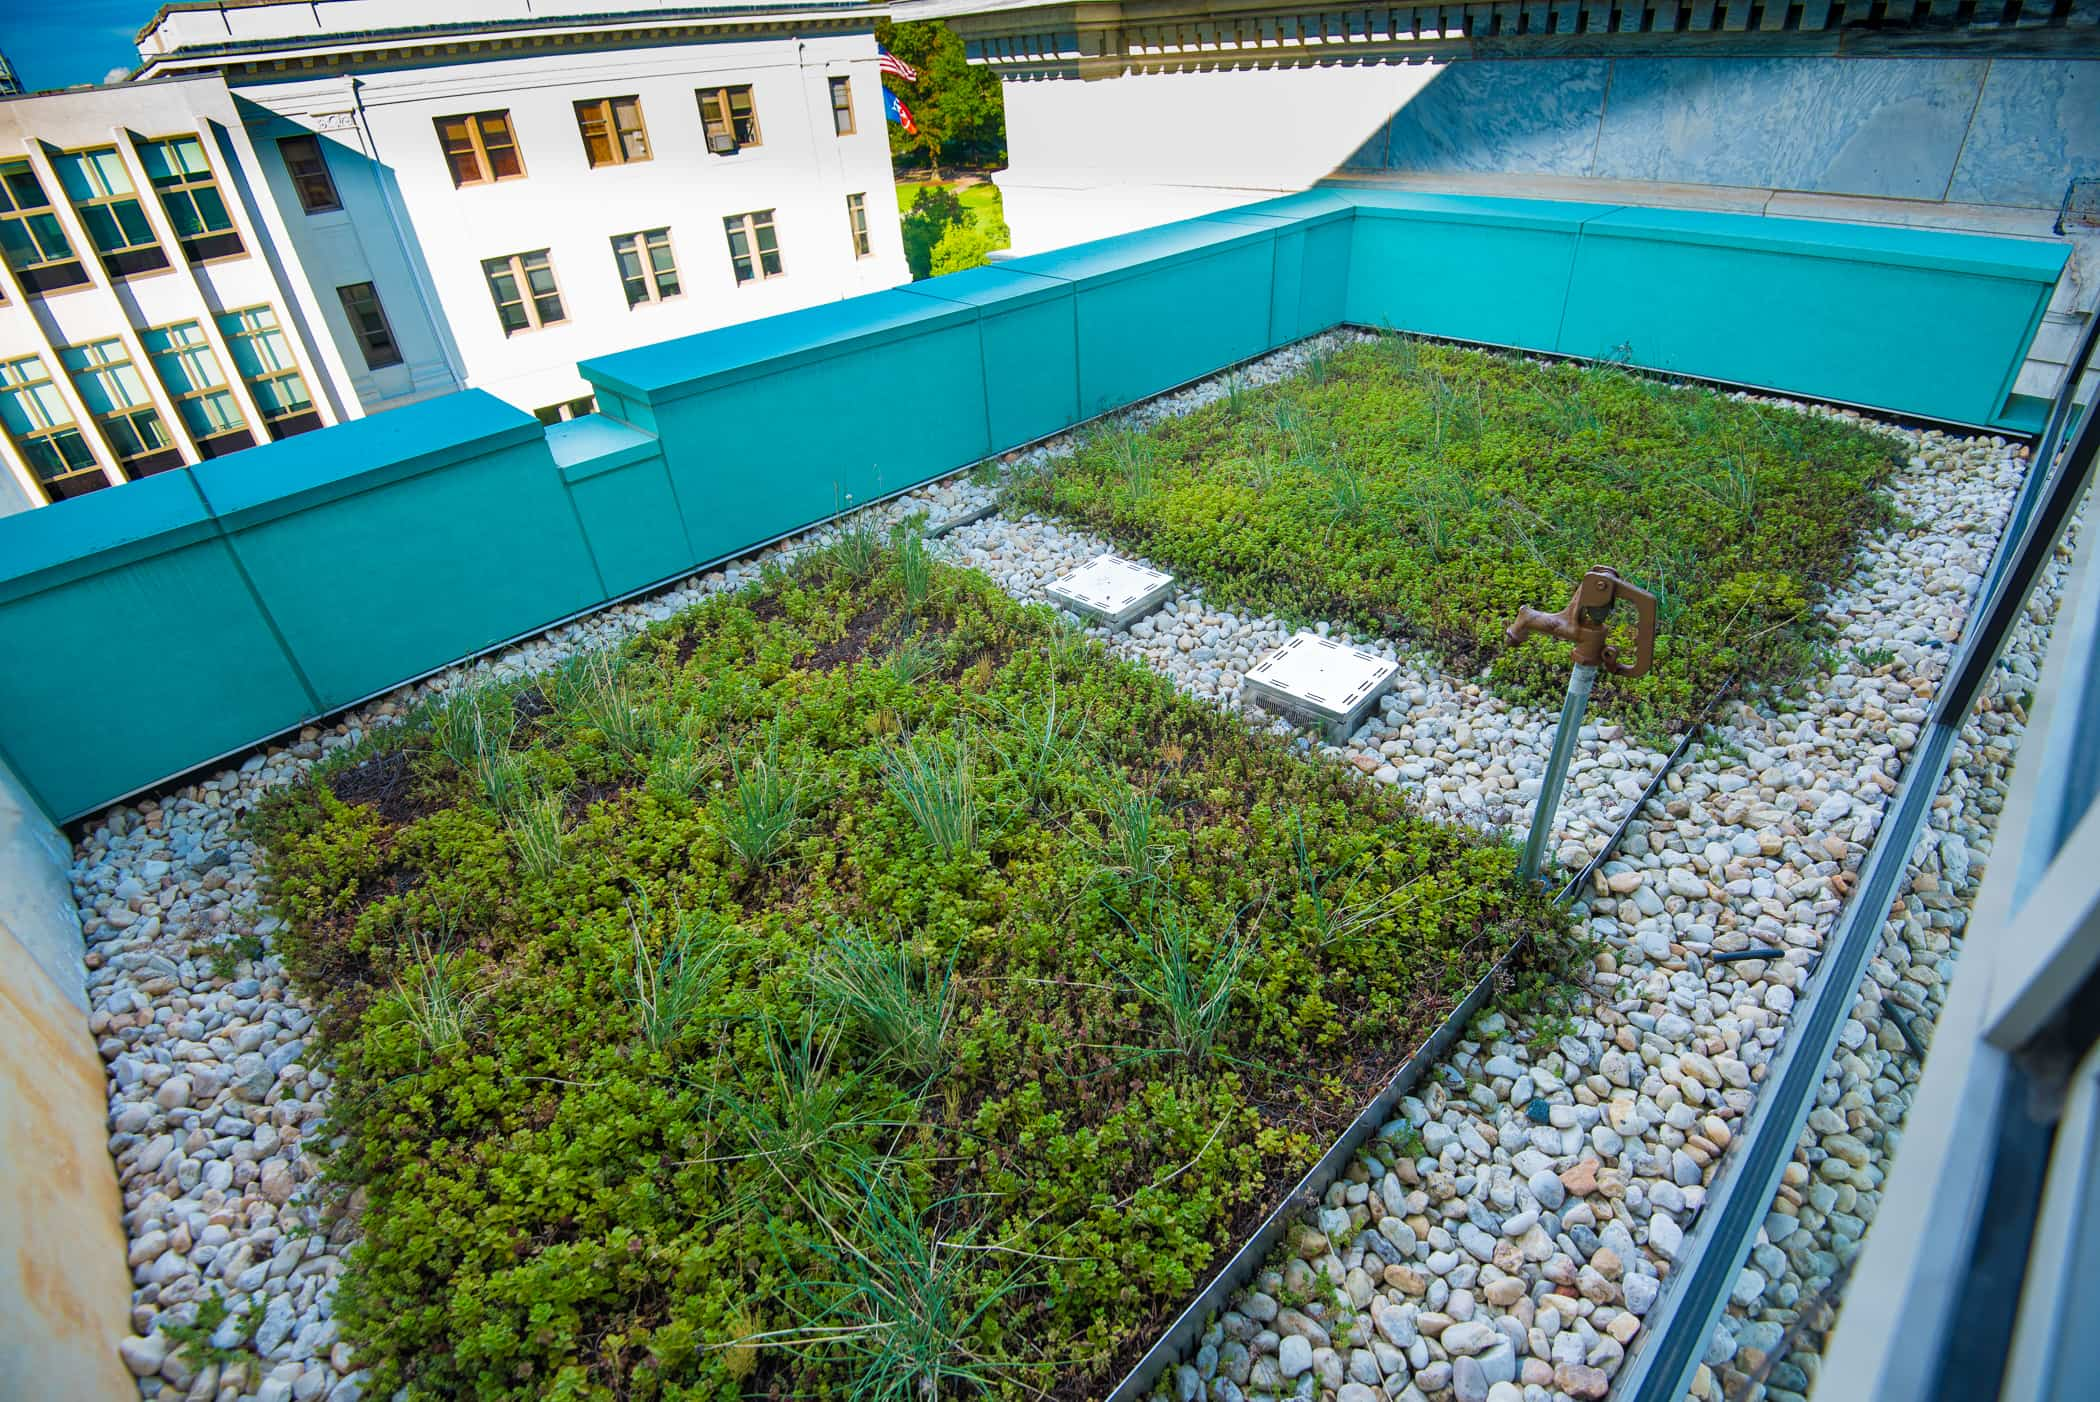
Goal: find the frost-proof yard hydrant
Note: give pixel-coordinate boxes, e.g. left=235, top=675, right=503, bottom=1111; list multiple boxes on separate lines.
left=1505, top=566, right=1658, bottom=885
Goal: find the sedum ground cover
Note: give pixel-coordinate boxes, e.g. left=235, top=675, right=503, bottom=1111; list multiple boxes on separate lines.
left=1011, top=337, right=1902, bottom=733
left=252, top=536, right=1562, bottom=1400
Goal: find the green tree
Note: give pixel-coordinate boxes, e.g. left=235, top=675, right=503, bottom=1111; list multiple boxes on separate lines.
left=874, top=19, right=1006, bottom=175
left=899, top=186, right=967, bottom=281
left=930, top=218, right=1009, bottom=277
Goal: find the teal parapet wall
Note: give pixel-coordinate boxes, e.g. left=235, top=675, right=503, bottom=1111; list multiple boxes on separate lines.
left=0, top=190, right=2069, bottom=823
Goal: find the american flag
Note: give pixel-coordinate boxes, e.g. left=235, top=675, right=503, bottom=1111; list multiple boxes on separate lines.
left=879, top=48, right=919, bottom=82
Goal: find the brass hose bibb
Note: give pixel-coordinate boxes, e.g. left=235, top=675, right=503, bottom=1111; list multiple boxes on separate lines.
left=1505, top=566, right=1658, bottom=680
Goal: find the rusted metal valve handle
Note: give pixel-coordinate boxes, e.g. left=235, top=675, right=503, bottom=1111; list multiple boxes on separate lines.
left=1505, top=566, right=1658, bottom=679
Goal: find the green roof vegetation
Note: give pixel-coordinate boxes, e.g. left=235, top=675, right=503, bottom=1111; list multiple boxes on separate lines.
left=251, top=536, right=1562, bottom=1398
left=1012, top=337, right=1904, bottom=734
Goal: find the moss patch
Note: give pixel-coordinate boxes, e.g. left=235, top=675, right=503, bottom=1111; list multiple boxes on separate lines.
left=252, top=543, right=1562, bottom=1400
left=1011, top=338, right=1901, bottom=733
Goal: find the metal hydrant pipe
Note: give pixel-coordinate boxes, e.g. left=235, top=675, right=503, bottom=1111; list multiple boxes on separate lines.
left=1521, top=661, right=1596, bottom=884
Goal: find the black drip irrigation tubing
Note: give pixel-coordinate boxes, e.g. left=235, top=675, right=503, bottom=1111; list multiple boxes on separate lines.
left=1106, top=672, right=1740, bottom=1400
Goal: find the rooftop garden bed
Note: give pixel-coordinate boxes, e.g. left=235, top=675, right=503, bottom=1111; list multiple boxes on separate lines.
left=250, top=534, right=1562, bottom=1400
left=1009, top=337, right=1903, bottom=734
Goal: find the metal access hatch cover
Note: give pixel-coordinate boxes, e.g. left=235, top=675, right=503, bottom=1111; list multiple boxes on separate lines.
left=1045, top=553, right=1176, bottom=629
left=1243, top=632, right=1401, bottom=743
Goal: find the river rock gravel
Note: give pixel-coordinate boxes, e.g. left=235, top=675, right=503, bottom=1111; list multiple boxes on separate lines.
left=71, top=327, right=2074, bottom=1402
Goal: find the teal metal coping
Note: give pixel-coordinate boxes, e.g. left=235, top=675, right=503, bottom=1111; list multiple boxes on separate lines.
left=1581, top=205, right=2071, bottom=282
left=192, top=391, right=543, bottom=528
left=1346, top=188, right=1622, bottom=232
left=999, top=213, right=1277, bottom=286
left=896, top=263, right=1071, bottom=311
left=582, top=288, right=976, bottom=405
left=0, top=469, right=217, bottom=604
left=546, top=414, right=663, bottom=482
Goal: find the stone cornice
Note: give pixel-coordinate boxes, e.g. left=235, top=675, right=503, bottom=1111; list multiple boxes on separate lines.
left=919, top=0, right=2100, bottom=77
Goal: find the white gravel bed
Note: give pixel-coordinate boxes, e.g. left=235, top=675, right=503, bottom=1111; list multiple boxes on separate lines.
left=1706, top=525, right=2075, bottom=1402
left=68, top=322, right=2067, bottom=1402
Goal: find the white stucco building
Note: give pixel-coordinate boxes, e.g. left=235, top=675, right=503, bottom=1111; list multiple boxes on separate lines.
left=0, top=0, right=908, bottom=511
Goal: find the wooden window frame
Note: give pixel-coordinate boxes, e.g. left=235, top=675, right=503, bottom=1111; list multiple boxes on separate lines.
left=481, top=249, right=567, bottom=335
left=277, top=135, right=342, bottom=214
left=611, top=227, right=680, bottom=307
left=723, top=209, right=783, bottom=285
left=829, top=76, right=856, bottom=136
left=434, top=111, right=525, bottom=188
left=136, top=133, right=243, bottom=262
left=217, top=304, right=317, bottom=437
left=52, top=145, right=168, bottom=278
left=846, top=192, right=871, bottom=259
left=696, top=86, right=761, bottom=154
left=574, top=96, right=652, bottom=168
left=0, top=158, right=88, bottom=292
left=60, top=338, right=177, bottom=474
left=335, top=282, right=403, bottom=369
left=141, top=320, right=251, bottom=452
left=0, top=352, right=104, bottom=498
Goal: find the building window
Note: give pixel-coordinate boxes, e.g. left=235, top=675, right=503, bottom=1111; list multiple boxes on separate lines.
left=0, top=353, right=104, bottom=500
left=52, top=147, right=168, bottom=278
left=482, top=249, right=565, bottom=334
left=277, top=135, right=341, bottom=214
left=136, top=134, right=244, bottom=262
left=60, top=338, right=178, bottom=476
left=435, top=111, right=525, bottom=187
left=723, top=210, right=782, bottom=285
left=533, top=394, right=597, bottom=426
left=141, top=321, right=251, bottom=456
left=846, top=192, right=871, bottom=258
left=696, top=86, right=761, bottom=153
left=336, top=282, right=402, bottom=369
left=830, top=77, right=856, bottom=136
left=574, top=96, right=650, bottom=167
left=611, top=227, right=679, bottom=307
left=218, top=306, right=319, bottom=439
left=0, top=159, right=88, bottom=293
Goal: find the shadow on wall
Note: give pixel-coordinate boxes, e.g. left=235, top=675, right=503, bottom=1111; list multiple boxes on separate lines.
left=1336, top=56, right=2100, bottom=211
left=231, top=94, right=468, bottom=403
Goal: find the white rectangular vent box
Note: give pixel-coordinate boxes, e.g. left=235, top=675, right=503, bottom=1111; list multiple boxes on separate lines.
left=1045, top=553, right=1176, bottom=629
left=1244, top=632, right=1400, bottom=743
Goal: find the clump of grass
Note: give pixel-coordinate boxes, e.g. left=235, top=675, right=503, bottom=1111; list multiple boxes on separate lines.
left=1101, top=897, right=1255, bottom=1067
left=1223, top=371, right=1248, bottom=417
left=554, top=650, right=652, bottom=760
left=1306, top=343, right=1336, bottom=385
left=1290, top=812, right=1422, bottom=949
left=775, top=1172, right=1042, bottom=1402
left=507, top=788, right=568, bottom=878
left=990, top=672, right=1086, bottom=810
left=433, top=686, right=527, bottom=810
left=709, top=1019, right=889, bottom=1196
left=1378, top=328, right=1421, bottom=379
left=1093, top=780, right=1176, bottom=891
left=721, top=726, right=805, bottom=868
left=830, top=514, right=883, bottom=581
left=811, top=930, right=954, bottom=1080
left=645, top=714, right=713, bottom=801
left=624, top=900, right=719, bottom=1050
left=879, top=725, right=984, bottom=858
left=391, top=927, right=490, bottom=1055
left=897, top=530, right=934, bottom=615
left=884, top=631, right=942, bottom=686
